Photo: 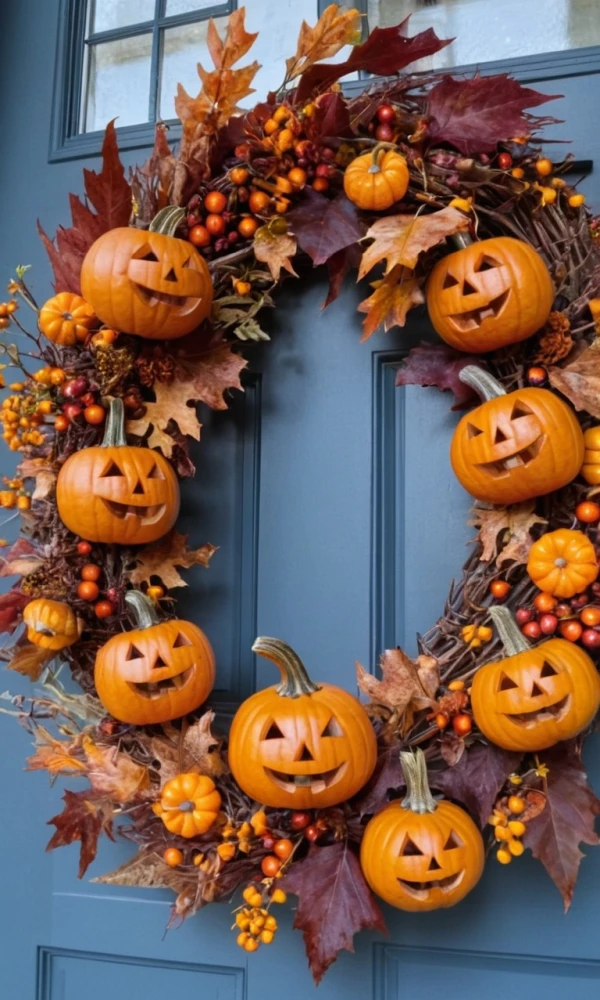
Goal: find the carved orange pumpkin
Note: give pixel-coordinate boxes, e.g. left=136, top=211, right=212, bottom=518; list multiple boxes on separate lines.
left=80, top=207, right=213, bottom=340
left=427, top=235, right=554, bottom=353
left=343, top=146, right=409, bottom=210
left=471, top=606, right=600, bottom=752
left=360, top=749, right=484, bottom=912
left=23, top=599, right=80, bottom=651
left=38, top=292, right=97, bottom=346
left=56, top=398, right=179, bottom=544
left=95, top=591, right=215, bottom=726
left=450, top=367, right=584, bottom=505
left=581, top=426, right=600, bottom=485
left=153, top=773, right=221, bottom=838
left=527, top=528, right=598, bottom=598
left=228, top=637, right=377, bottom=809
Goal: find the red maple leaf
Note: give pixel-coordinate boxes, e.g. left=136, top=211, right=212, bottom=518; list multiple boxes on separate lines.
left=287, top=189, right=365, bottom=267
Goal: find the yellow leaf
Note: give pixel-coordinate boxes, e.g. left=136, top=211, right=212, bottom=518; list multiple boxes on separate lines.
left=357, top=265, right=424, bottom=341
left=358, top=206, right=470, bottom=279
left=128, top=530, right=217, bottom=590
left=285, top=4, right=363, bottom=81
left=253, top=228, right=298, bottom=281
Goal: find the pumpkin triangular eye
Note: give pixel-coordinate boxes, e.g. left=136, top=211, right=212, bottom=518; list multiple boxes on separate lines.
left=173, top=631, right=193, bottom=648
left=462, top=279, right=477, bottom=295
left=467, top=422, right=483, bottom=439
left=264, top=722, right=284, bottom=740
left=147, top=463, right=165, bottom=480
left=182, top=257, right=191, bottom=268
left=126, top=643, right=144, bottom=660
left=132, top=243, right=159, bottom=262
left=101, top=460, right=124, bottom=477
left=498, top=672, right=518, bottom=691
left=444, top=831, right=464, bottom=850
left=511, top=400, right=534, bottom=419
left=475, top=254, right=500, bottom=272
left=540, top=660, right=557, bottom=677
left=442, top=271, right=459, bottom=289
left=321, top=716, right=343, bottom=737
left=399, top=835, right=423, bottom=856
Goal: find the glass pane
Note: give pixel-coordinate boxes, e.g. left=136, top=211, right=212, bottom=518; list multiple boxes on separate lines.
left=160, top=17, right=228, bottom=119
left=90, top=0, right=155, bottom=33
left=367, top=0, right=600, bottom=71
left=246, top=0, right=331, bottom=97
left=84, top=35, right=152, bottom=132
left=165, top=0, right=226, bottom=14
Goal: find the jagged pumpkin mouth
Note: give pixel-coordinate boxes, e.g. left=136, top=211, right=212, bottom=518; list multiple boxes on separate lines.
left=474, top=435, right=545, bottom=478
left=101, top=499, right=167, bottom=523
left=264, top=763, right=347, bottom=794
left=504, top=694, right=570, bottom=725
left=397, top=870, right=464, bottom=898
left=134, top=285, right=198, bottom=308
left=448, top=290, right=510, bottom=331
left=129, top=668, right=193, bottom=699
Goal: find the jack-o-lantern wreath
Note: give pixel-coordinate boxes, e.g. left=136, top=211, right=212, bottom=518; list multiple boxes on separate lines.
left=3, top=5, right=600, bottom=984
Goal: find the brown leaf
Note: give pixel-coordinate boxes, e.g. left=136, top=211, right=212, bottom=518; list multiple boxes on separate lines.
left=359, top=207, right=469, bottom=279
left=548, top=340, right=600, bottom=419
left=132, top=123, right=177, bottom=219
left=17, top=457, right=57, bottom=501
left=470, top=502, right=547, bottom=565
left=285, top=5, right=362, bottom=82
left=0, top=537, right=43, bottom=579
left=8, top=644, right=52, bottom=680
left=283, top=842, right=387, bottom=984
left=357, top=648, right=438, bottom=714
left=182, top=711, right=227, bottom=777
left=46, top=789, right=115, bottom=878
left=429, top=743, right=523, bottom=828
left=93, top=848, right=196, bottom=893
left=253, top=228, right=298, bottom=281
left=128, top=530, right=217, bottom=590
left=82, top=736, right=150, bottom=804
left=524, top=743, right=600, bottom=910
left=395, top=343, right=482, bottom=410
left=358, top=265, right=424, bottom=341
left=288, top=190, right=365, bottom=268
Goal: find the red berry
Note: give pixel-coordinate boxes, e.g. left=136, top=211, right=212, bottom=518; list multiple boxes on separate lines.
left=262, top=836, right=276, bottom=851
left=571, top=593, right=590, bottom=610
left=497, top=152, right=513, bottom=169
left=304, top=825, right=320, bottom=842
left=63, top=403, right=83, bottom=422
left=290, top=811, right=311, bottom=831
left=77, top=541, right=92, bottom=556
left=376, top=104, right=395, bottom=124
left=522, top=620, right=542, bottom=640
left=106, top=587, right=119, bottom=603
left=526, top=366, right=547, bottom=387
left=315, top=163, right=334, bottom=178
left=320, top=146, right=336, bottom=161
left=63, top=376, right=88, bottom=399
left=94, top=601, right=114, bottom=619
left=539, top=613, right=558, bottom=635
left=582, top=628, right=600, bottom=649
left=375, top=123, right=394, bottom=142
left=515, top=608, right=533, bottom=625
left=556, top=602, right=572, bottom=619
left=576, top=501, right=600, bottom=524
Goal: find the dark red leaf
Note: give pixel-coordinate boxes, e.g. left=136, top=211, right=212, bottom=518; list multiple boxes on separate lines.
left=287, top=190, right=365, bottom=267
left=297, top=17, right=452, bottom=101
left=82, top=120, right=132, bottom=231
left=46, top=789, right=115, bottom=878
left=323, top=243, right=362, bottom=308
left=308, top=92, right=352, bottom=140
left=283, top=842, right=387, bottom=983
left=395, top=342, right=483, bottom=410
left=429, top=743, right=523, bottom=828
left=524, top=743, right=600, bottom=911
left=425, top=75, right=561, bottom=155
left=354, top=746, right=403, bottom=818
left=0, top=589, right=28, bottom=633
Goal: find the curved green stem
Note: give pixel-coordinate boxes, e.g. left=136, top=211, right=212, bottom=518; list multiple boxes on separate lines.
left=125, top=590, right=160, bottom=629
left=102, top=398, right=127, bottom=448
left=458, top=365, right=506, bottom=402
left=251, top=637, right=321, bottom=697
left=401, top=748, right=437, bottom=814
left=149, top=206, right=186, bottom=236
left=369, top=142, right=397, bottom=172
left=488, top=606, right=529, bottom=656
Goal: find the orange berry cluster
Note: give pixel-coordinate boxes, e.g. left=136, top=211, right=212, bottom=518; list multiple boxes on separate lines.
left=234, top=884, right=287, bottom=953
left=1, top=384, right=48, bottom=452
left=0, top=476, right=30, bottom=511
left=75, top=551, right=116, bottom=618
left=432, top=679, right=472, bottom=736
left=490, top=793, right=527, bottom=864
left=505, top=156, right=586, bottom=209
left=461, top=623, right=493, bottom=649
left=0, top=299, right=18, bottom=330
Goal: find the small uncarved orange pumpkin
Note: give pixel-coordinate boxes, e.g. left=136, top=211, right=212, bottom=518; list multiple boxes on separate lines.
left=80, top=206, right=213, bottom=340
left=450, top=366, right=584, bottom=505
left=23, top=598, right=80, bottom=650
left=153, top=772, right=221, bottom=838
left=427, top=235, right=554, bottom=353
left=56, top=398, right=179, bottom=544
left=228, top=637, right=377, bottom=809
left=343, top=145, right=409, bottom=211
left=471, top=606, right=600, bottom=752
left=360, top=749, right=484, bottom=912
left=38, top=292, right=97, bottom=346
left=95, top=591, right=215, bottom=725
left=581, top=426, right=600, bottom=485
left=527, top=528, right=598, bottom=598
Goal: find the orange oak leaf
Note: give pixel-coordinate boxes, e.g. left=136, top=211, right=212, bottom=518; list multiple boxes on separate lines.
left=358, top=207, right=470, bottom=279
left=285, top=4, right=362, bottom=82
left=27, top=729, right=87, bottom=776
left=548, top=340, right=600, bottom=420
left=82, top=736, right=150, bottom=804
left=128, top=530, right=217, bottom=589
left=470, top=503, right=547, bottom=565
left=253, top=228, right=298, bottom=281
left=358, top=265, right=424, bottom=341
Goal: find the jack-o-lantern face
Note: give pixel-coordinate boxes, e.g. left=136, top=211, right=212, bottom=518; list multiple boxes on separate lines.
left=95, top=591, right=215, bottom=725
left=451, top=368, right=584, bottom=505
left=228, top=637, right=377, bottom=809
left=471, top=607, right=600, bottom=752
left=56, top=399, right=179, bottom=544
left=360, top=751, right=484, bottom=912
left=80, top=215, right=213, bottom=340
left=427, top=236, right=554, bottom=353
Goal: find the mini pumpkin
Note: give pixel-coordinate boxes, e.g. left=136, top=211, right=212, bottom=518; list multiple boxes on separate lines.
left=80, top=206, right=213, bottom=340
left=360, top=749, right=484, bottom=912
left=153, top=773, right=221, bottom=838
left=228, top=637, right=377, bottom=809
left=343, top=145, right=409, bottom=211
left=56, top=397, right=179, bottom=544
left=23, top=598, right=80, bottom=651
left=38, top=292, right=97, bottom=346
left=527, top=528, right=598, bottom=598
left=471, top=606, right=600, bottom=752
left=450, top=366, right=584, bottom=505
left=581, top=426, right=600, bottom=485
left=427, top=235, right=553, bottom=353
left=95, top=590, right=215, bottom=725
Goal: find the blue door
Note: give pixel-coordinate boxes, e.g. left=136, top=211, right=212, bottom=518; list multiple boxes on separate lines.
left=2, top=4, right=600, bottom=999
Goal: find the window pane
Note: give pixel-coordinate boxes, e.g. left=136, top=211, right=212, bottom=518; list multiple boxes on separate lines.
left=367, top=0, right=600, bottom=70
left=160, top=19, right=226, bottom=119
left=243, top=0, right=323, bottom=101
left=90, top=0, right=155, bottom=33
left=165, top=0, right=227, bottom=14
left=84, top=35, right=152, bottom=132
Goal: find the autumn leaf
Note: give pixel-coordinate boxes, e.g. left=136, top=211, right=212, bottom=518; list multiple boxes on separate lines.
left=425, top=75, right=560, bottom=155
left=429, top=743, right=523, bottom=828
left=288, top=190, right=365, bottom=267
left=285, top=4, right=362, bottom=82
left=46, top=789, right=115, bottom=878
left=354, top=746, right=403, bottom=818
left=359, top=206, right=469, bottom=279
left=82, top=736, right=150, bottom=804
left=17, top=457, right=57, bottom=501
left=0, top=537, right=43, bottom=579
left=395, top=343, right=482, bottom=410
left=93, top=849, right=197, bottom=893
left=470, top=502, right=547, bottom=565
left=132, top=123, right=177, bottom=220
left=27, top=729, right=87, bottom=776
left=128, top=530, right=217, bottom=590
left=0, top=589, right=29, bottom=633
left=357, top=648, right=438, bottom=737
left=358, top=265, right=424, bottom=341
left=149, top=730, right=183, bottom=784
left=548, top=340, right=600, bottom=419
left=8, top=643, right=53, bottom=681
left=182, top=711, right=227, bottom=777
left=253, top=228, right=298, bottom=281
left=323, top=243, right=362, bottom=309
left=283, top=842, right=387, bottom=984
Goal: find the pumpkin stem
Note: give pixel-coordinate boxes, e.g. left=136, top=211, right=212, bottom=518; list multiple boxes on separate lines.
left=449, top=232, right=473, bottom=251
left=369, top=142, right=396, bottom=173
left=125, top=590, right=160, bottom=629
left=251, top=637, right=321, bottom=697
left=488, top=605, right=529, bottom=656
left=149, top=206, right=186, bottom=237
left=102, top=398, right=127, bottom=447
left=400, top=748, right=437, bottom=814
left=458, top=365, right=507, bottom=402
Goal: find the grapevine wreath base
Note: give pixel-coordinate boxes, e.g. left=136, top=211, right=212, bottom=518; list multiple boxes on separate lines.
left=3, top=5, right=600, bottom=984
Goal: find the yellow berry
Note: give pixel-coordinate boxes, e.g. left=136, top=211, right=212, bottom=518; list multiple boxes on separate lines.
left=249, top=920, right=264, bottom=935
left=469, top=638, right=482, bottom=649
left=9, top=383, right=24, bottom=391
left=37, top=400, right=54, bottom=415
left=146, top=585, right=164, bottom=602
left=551, top=177, right=566, bottom=189
left=540, top=186, right=557, bottom=204
left=461, top=624, right=476, bottom=642
left=509, top=773, right=522, bottom=786
left=244, top=937, right=259, bottom=953
left=217, top=842, right=236, bottom=861
left=508, top=795, right=526, bottom=815
left=508, top=820, right=526, bottom=837
left=476, top=625, right=493, bottom=642
left=16, top=496, right=31, bottom=511
left=238, top=839, right=252, bottom=853
left=235, top=914, right=250, bottom=930
left=535, top=157, right=553, bottom=176
left=235, top=280, right=252, bottom=296
left=447, top=679, right=465, bottom=691
left=264, top=118, right=279, bottom=135
left=238, top=822, right=252, bottom=840
left=250, top=810, right=269, bottom=836
left=0, top=491, right=15, bottom=507
left=243, top=886, right=258, bottom=904
left=511, top=167, right=525, bottom=179
left=273, top=106, right=289, bottom=123
left=193, top=853, right=205, bottom=866
left=260, top=930, right=275, bottom=944
left=264, top=915, right=277, bottom=931
left=569, top=193, right=586, bottom=208
left=9, top=438, right=21, bottom=451
left=303, top=103, right=316, bottom=117
left=509, top=838, right=525, bottom=856
left=496, top=848, right=512, bottom=864
left=49, top=368, right=66, bottom=385
left=271, top=888, right=287, bottom=904
left=237, top=932, right=249, bottom=947
left=494, top=826, right=510, bottom=841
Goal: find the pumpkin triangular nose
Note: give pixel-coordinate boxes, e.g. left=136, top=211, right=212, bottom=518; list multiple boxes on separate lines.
left=153, top=654, right=168, bottom=669
left=531, top=681, right=544, bottom=697
left=132, top=479, right=144, bottom=494
left=298, top=744, right=314, bottom=762
left=462, top=279, right=478, bottom=295
left=164, top=267, right=177, bottom=282
left=428, top=857, right=442, bottom=871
